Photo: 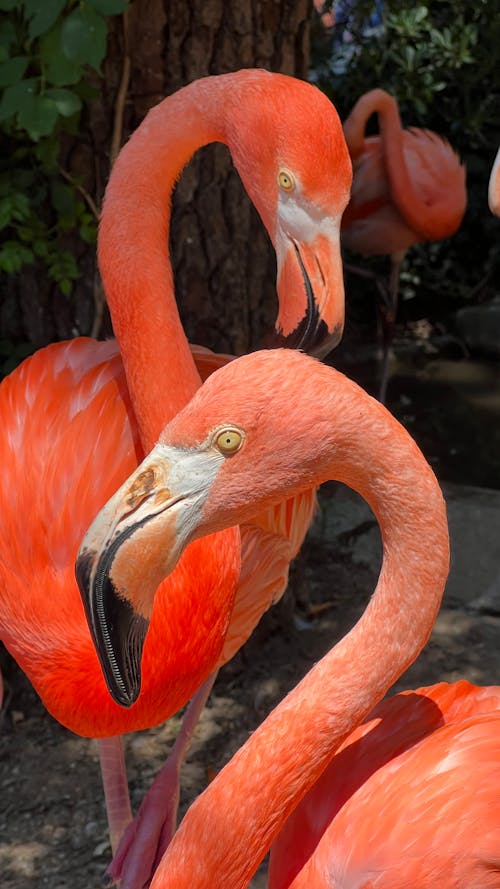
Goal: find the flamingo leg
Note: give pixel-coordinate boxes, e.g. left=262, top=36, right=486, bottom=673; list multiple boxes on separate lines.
left=104, top=671, right=218, bottom=889
left=98, top=736, right=133, bottom=855
left=377, top=251, right=405, bottom=404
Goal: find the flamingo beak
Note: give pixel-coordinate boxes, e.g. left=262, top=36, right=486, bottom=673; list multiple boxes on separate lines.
left=75, top=447, right=218, bottom=707
left=275, top=225, right=345, bottom=358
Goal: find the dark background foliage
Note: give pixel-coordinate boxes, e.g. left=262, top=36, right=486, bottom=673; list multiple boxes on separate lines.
left=0, top=0, right=499, bottom=374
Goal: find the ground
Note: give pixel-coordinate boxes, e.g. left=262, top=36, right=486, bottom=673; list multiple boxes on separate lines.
left=1, top=347, right=500, bottom=889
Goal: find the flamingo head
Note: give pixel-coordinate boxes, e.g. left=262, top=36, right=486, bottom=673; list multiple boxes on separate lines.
left=75, top=350, right=359, bottom=706
left=224, top=72, right=352, bottom=356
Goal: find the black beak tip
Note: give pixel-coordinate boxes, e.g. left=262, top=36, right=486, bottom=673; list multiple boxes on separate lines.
left=310, top=321, right=344, bottom=359
left=267, top=317, right=340, bottom=357
left=74, top=548, right=148, bottom=709
left=94, top=584, right=149, bottom=709
left=110, top=677, right=141, bottom=709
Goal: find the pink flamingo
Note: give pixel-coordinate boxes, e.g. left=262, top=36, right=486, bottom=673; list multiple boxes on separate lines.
left=0, top=71, right=351, bottom=888
left=341, top=88, right=467, bottom=401
left=80, top=348, right=500, bottom=887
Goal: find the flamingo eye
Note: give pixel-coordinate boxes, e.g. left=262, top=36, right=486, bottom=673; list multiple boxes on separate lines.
left=214, top=428, right=244, bottom=455
left=278, top=169, right=295, bottom=192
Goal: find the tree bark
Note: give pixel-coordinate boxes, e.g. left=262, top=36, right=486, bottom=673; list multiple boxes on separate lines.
left=107, top=0, right=313, bottom=353
left=3, top=0, right=312, bottom=359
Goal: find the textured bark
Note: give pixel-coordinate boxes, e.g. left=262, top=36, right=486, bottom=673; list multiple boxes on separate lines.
left=2, top=0, right=312, bottom=358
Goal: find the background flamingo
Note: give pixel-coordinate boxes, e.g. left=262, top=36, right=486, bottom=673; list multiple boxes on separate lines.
left=0, top=70, right=351, bottom=889
left=489, top=146, right=500, bottom=216
left=341, top=88, right=467, bottom=401
left=80, top=348, right=500, bottom=888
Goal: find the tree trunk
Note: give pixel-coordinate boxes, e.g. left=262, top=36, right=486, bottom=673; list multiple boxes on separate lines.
left=3, top=0, right=312, bottom=359
left=104, top=0, right=312, bottom=353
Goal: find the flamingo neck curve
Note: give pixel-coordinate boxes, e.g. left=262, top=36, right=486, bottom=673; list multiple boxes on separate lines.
left=99, top=74, right=258, bottom=452
left=150, top=373, right=450, bottom=888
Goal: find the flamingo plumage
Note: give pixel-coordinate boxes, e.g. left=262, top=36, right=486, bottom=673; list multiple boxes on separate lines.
left=81, top=348, right=500, bottom=888
left=341, top=88, right=467, bottom=401
left=0, top=70, right=351, bottom=888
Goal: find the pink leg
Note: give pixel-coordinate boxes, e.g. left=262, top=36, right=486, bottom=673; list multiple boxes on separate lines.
left=104, top=672, right=218, bottom=889
left=98, top=735, right=133, bottom=855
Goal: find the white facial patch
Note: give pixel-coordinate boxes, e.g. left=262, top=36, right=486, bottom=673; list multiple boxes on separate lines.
left=276, top=189, right=341, bottom=245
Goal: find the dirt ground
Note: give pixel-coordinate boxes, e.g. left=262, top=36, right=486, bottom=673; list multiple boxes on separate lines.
left=1, top=349, right=500, bottom=889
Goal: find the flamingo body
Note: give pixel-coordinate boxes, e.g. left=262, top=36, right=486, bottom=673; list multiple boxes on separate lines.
left=341, top=89, right=466, bottom=256
left=0, top=338, right=240, bottom=737
left=270, top=681, right=500, bottom=888
left=342, top=129, right=465, bottom=258
left=0, top=336, right=314, bottom=736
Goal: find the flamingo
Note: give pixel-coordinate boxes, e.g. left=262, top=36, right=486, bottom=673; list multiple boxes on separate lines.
left=341, top=88, right=467, bottom=401
left=78, top=348, right=500, bottom=888
left=0, top=70, right=351, bottom=888
left=489, top=146, right=500, bottom=216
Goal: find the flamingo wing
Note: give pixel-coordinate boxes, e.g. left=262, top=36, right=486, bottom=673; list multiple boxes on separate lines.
left=0, top=338, right=240, bottom=737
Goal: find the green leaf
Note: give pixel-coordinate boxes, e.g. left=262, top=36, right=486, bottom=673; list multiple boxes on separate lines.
left=61, top=6, right=107, bottom=70
left=48, top=249, right=79, bottom=291
left=87, top=0, right=129, bottom=13
left=40, top=24, right=83, bottom=86
left=18, top=94, right=59, bottom=140
left=0, top=192, right=31, bottom=229
left=58, top=277, right=73, bottom=296
left=0, top=78, right=38, bottom=122
left=0, top=240, right=34, bottom=273
left=24, top=0, right=67, bottom=40
left=44, top=87, right=82, bottom=116
left=0, top=56, right=29, bottom=87
left=0, top=0, right=18, bottom=10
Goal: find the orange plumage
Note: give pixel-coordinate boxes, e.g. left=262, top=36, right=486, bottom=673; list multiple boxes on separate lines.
left=270, top=680, right=500, bottom=888
left=0, top=338, right=238, bottom=737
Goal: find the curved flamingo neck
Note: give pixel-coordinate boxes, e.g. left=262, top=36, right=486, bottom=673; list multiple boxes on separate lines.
left=151, top=388, right=449, bottom=887
left=343, top=88, right=463, bottom=243
left=99, top=77, right=238, bottom=452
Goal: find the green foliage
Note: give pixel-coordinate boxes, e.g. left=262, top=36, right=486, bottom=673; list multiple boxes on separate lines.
left=313, top=0, right=500, bottom=316
left=0, top=0, right=129, bottom=297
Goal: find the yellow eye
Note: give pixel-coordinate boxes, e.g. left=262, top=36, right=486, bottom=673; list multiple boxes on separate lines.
left=278, top=169, right=295, bottom=191
left=214, top=428, right=244, bottom=455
